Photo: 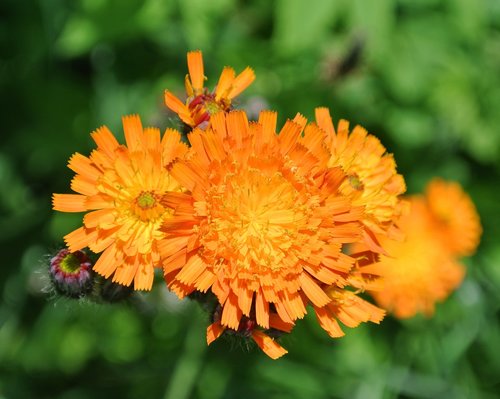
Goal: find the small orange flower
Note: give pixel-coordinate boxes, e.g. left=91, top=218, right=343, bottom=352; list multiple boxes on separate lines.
left=52, top=115, right=188, bottom=290
left=313, top=108, right=406, bottom=252
left=165, top=50, right=255, bottom=129
left=159, top=110, right=384, bottom=357
left=370, top=179, right=481, bottom=318
left=425, top=178, right=482, bottom=256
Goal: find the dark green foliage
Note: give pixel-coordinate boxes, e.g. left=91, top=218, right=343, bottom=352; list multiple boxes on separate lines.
left=1, top=0, right=499, bottom=398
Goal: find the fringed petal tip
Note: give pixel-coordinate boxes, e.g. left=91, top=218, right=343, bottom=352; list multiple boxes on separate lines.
left=228, top=67, right=255, bottom=99
left=52, top=193, right=87, bottom=212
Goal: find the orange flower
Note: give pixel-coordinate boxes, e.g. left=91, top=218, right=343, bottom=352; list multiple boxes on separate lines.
left=165, top=50, right=255, bottom=129
left=159, top=110, right=383, bottom=357
left=425, top=178, right=482, bottom=256
left=52, top=115, right=188, bottom=290
left=370, top=179, right=481, bottom=318
left=313, top=108, right=406, bottom=252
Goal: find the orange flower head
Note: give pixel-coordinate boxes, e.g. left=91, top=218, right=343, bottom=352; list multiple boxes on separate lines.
left=314, top=108, right=406, bottom=252
left=52, top=115, right=188, bottom=290
left=369, top=178, right=481, bottom=319
left=160, top=110, right=384, bottom=358
left=165, top=51, right=255, bottom=130
left=425, top=178, right=481, bottom=256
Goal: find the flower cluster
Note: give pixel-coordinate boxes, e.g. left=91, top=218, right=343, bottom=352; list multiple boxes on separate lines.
left=50, top=51, right=480, bottom=358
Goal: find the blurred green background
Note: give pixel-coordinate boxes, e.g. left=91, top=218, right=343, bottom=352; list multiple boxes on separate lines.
left=2, top=0, right=500, bottom=398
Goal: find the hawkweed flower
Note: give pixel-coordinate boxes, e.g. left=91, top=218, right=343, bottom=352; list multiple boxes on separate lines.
left=52, top=115, right=188, bottom=290
left=49, top=249, right=94, bottom=298
left=369, top=179, right=481, bottom=318
left=159, top=110, right=384, bottom=357
left=313, top=108, right=406, bottom=252
left=165, top=50, right=255, bottom=130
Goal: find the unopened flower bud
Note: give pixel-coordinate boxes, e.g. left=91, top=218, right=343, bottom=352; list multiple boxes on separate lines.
left=49, top=249, right=94, bottom=298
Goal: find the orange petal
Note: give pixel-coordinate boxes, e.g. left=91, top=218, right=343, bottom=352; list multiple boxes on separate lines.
left=269, top=313, right=294, bottom=333
left=134, top=261, right=154, bottom=291
left=315, top=107, right=335, bottom=135
left=278, top=120, right=302, bottom=155
left=237, top=287, right=253, bottom=317
left=88, top=229, right=116, bottom=253
left=251, top=330, right=287, bottom=360
left=255, top=289, right=270, bottom=329
left=162, top=250, right=187, bottom=275
left=161, top=128, right=188, bottom=166
left=215, top=66, right=236, bottom=100
left=314, top=306, right=345, bottom=338
left=91, top=126, right=119, bottom=158
left=274, top=300, right=293, bottom=324
left=52, top=194, right=87, bottom=212
left=257, top=111, right=277, bottom=148
left=194, top=270, right=216, bottom=292
left=70, top=175, right=98, bottom=196
left=113, top=257, right=139, bottom=287
left=143, top=127, right=161, bottom=152
left=187, top=50, right=205, bottom=93
left=93, top=244, right=119, bottom=278
left=164, top=91, right=195, bottom=126
left=221, top=292, right=242, bottom=330
left=68, top=153, right=101, bottom=181
left=299, top=272, right=331, bottom=307
left=85, top=194, right=114, bottom=210
left=210, top=111, right=228, bottom=140
left=157, top=236, right=189, bottom=257
left=176, top=254, right=206, bottom=284
left=83, top=208, right=115, bottom=228
left=226, top=111, right=249, bottom=148
left=122, top=115, right=144, bottom=153
left=228, top=67, right=255, bottom=99
left=207, top=322, right=225, bottom=345
left=292, top=113, right=307, bottom=129
left=64, top=227, right=96, bottom=252
left=170, top=162, right=206, bottom=192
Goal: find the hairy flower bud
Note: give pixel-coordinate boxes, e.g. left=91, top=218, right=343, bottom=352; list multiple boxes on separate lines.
left=49, top=249, right=94, bottom=298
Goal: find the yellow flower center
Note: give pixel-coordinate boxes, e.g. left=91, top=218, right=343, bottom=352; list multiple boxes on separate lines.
left=131, top=190, right=167, bottom=222
left=348, top=174, right=364, bottom=191
left=60, top=253, right=82, bottom=273
left=205, top=168, right=311, bottom=272
left=205, top=100, right=224, bottom=115
left=136, top=191, right=157, bottom=209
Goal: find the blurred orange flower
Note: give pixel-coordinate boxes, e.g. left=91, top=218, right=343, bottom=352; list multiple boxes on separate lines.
left=165, top=50, right=255, bottom=129
left=52, top=115, right=187, bottom=290
left=425, top=178, right=482, bottom=257
left=370, top=179, right=481, bottom=318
